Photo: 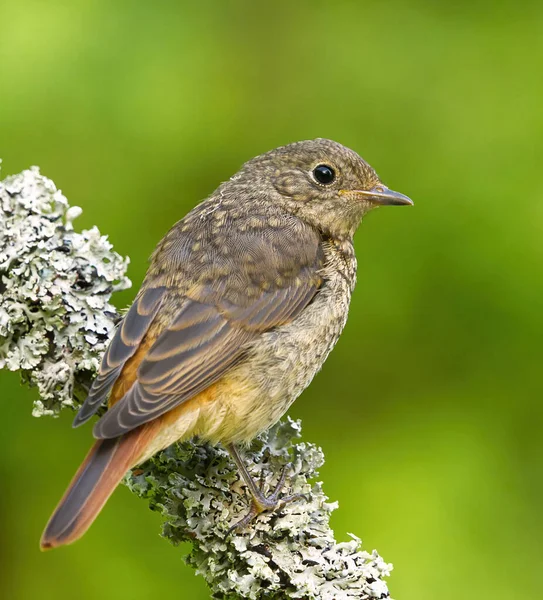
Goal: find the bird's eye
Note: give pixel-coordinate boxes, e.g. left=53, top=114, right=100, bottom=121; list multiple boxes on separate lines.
left=313, top=164, right=336, bottom=185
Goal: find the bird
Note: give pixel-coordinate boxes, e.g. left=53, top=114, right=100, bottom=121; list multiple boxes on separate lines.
left=40, top=138, right=412, bottom=549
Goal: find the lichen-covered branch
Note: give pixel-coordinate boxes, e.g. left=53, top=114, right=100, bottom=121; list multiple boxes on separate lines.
left=0, top=163, right=393, bottom=600
left=0, top=162, right=131, bottom=415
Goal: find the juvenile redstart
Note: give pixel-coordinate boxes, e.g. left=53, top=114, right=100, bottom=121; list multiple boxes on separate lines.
left=41, top=138, right=412, bottom=548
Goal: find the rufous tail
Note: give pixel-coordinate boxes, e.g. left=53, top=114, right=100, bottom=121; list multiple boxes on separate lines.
left=40, top=425, right=155, bottom=550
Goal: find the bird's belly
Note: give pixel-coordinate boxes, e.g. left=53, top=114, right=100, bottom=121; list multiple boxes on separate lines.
left=140, top=250, right=355, bottom=455
left=200, top=260, right=355, bottom=445
left=137, top=373, right=269, bottom=458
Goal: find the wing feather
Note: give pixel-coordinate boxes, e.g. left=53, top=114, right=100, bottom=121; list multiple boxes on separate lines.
left=73, top=286, right=166, bottom=427
left=90, top=218, right=325, bottom=440
left=93, top=312, right=253, bottom=438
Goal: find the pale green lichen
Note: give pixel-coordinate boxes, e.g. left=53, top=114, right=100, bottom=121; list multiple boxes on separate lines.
left=128, top=418, right=393, bottom=599
left=0, top=163, right=393, bottom=599
left=0, top=164, right=131, bottom=414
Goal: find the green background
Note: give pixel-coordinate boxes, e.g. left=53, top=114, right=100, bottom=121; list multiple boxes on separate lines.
left=1, top=1, right=542, bottom=599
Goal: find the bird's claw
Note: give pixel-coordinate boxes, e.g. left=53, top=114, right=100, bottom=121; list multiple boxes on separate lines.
left=227, top=463, right=306, bottom=535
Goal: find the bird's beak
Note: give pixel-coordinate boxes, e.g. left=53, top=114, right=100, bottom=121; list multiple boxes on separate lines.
left=355, top=185, right=413, bottom=206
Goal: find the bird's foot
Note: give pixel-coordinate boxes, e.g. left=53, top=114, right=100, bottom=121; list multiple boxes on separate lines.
left=227, top=463, right=306, bottom=535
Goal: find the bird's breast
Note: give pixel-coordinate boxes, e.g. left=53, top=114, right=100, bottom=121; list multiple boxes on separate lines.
left=135, top=242, right=357, bottom=453
left=198, top=242, right=357, bottom=445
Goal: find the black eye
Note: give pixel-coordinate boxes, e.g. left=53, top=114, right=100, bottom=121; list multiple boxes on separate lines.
left=313, top=164, right=336, bottom=185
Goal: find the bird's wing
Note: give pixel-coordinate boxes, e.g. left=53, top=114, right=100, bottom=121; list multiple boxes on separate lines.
left=91, top=214, right=324, bottom=439
left=73, top=286, right=167, bottom=427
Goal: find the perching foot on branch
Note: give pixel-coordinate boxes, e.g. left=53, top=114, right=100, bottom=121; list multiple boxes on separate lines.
left=226, top=444, right=308, bottom=534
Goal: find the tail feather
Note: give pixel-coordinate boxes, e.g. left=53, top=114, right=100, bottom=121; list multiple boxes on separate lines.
left=40, top=427, right=152, bottom=550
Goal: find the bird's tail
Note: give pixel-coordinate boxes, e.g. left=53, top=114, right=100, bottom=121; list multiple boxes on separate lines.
left=40, top=424, right=156, bottom=550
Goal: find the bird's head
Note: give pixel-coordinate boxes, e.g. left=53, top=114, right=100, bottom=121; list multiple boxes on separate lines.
left=236, top=138, right=412, bottom=239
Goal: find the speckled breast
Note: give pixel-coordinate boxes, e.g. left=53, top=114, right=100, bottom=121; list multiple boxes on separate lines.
left=224, top=239, right=357, bottom=443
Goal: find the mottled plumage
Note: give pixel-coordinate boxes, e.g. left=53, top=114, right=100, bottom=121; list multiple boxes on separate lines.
left=41, top=138, right=412, bottom=549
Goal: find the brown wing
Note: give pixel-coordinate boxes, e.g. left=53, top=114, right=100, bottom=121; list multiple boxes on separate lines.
left=90, top=209, right=324, bottom=440
left=92, top=266, right=320, bottom=439
left=73, top=286, right=166, bottom=427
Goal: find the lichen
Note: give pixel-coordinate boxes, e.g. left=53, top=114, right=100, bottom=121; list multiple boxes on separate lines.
left=128, top=418, right=393, bottom=599
left=0, top=162, right=392, bottom=599
left=0, top=163, right=131, bottom=415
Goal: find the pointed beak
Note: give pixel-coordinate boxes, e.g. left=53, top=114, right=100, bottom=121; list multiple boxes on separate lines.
left=356, top=184, right=413, bottom=206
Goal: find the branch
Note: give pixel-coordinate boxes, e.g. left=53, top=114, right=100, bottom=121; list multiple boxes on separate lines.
left=0, top=163, right=393, bottom=600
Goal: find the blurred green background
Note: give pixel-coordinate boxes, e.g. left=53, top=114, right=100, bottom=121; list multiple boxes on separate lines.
left=1, top=1, right=542, bottom=599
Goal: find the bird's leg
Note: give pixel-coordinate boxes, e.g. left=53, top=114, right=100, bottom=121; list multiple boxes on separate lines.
left=226, top=443, right=305, bottom=533
left=228, top=443, right=287, bottom=509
